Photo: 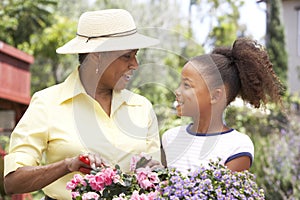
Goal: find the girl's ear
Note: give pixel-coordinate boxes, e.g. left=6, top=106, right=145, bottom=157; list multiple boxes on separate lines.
left=210, top=88, right=223, bottom=104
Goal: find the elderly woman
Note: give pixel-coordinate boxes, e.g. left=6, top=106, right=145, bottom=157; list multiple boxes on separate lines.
left=4, top=9, right=161, bottom=199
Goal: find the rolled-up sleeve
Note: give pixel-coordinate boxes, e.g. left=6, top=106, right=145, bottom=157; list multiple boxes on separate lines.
left=4, top=92, right=48, bottom=176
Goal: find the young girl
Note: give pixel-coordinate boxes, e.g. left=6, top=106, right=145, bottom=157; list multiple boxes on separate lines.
left=162, top=37, right=283, bottom=173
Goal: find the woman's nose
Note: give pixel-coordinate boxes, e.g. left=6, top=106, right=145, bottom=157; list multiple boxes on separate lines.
left=129, top=57, right=139, bottom=70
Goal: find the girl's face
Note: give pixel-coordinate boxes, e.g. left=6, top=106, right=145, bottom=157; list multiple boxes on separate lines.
left=175, top=62, right=212, bottom=119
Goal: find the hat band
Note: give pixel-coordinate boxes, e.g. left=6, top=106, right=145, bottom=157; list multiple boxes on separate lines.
left=77, top=29, right=137, bottom=42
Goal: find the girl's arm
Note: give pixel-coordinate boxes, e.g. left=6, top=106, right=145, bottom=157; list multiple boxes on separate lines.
left=225, top=156, right=251, bottom=172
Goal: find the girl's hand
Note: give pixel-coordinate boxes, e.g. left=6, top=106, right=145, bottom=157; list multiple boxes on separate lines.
left=135, top=158, right=164, bottom=171
left=146, top=159, right=165, bottom=171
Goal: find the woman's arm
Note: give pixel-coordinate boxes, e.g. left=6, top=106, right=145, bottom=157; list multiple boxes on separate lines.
left=4, top=158, right=71, bottom=194
left=4, top=154, right=102, bottom=194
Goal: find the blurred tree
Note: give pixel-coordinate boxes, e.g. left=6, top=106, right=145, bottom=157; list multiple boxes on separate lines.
left=209, top=0, right=244, bottom=47
left=265, top=0, right=288, bottom=86
left=0, top=0, right=57, bottom=48
left=56, top=0, right=91, bottom=20
left=190, top=0, right=245, bottom=49
left=30, top=15, right=77, bottom=93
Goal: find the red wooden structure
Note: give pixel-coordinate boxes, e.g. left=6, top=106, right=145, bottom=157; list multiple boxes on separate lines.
left=0, top=41, right=33, bottom=121
left=0, top=41, right=34, bottom=199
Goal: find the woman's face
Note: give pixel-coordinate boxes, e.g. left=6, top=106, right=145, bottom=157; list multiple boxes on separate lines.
left=175, top=62, right=212, bottom=119
left=98, top=49, right=139, bottom=91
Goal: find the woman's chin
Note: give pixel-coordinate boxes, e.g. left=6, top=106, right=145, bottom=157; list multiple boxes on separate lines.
left=114, top=83, right=127, bottom=91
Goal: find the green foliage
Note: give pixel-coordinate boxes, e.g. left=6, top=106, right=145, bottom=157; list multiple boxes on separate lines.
left=225, top=95, right=300, bottom=199
left=0, top=0, right=57, bottom=47
left=226, top=101, right=287, bottom=137
left=56, top=0, right=90, bottom=20
left=194, top=0, right=245, bottom=48
left=266, top=0, right=288, bottom=86
left=30, top=15, right=77, bottom=93
left=251, top=116, right=300, bottom=199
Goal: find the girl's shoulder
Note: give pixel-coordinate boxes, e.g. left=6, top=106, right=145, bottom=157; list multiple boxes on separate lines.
left=162, top=125, right=189, bottom=146
left=228, top=129, right=252, bottom=139
left=223, top=129, right=254, bottom=148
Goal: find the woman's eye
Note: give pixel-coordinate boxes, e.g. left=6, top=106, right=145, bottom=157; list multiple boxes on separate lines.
left=122, top=54, right=131, bottom=59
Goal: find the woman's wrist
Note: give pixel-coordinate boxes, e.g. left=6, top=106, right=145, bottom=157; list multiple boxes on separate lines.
left=64, top=157, right=73, bottom=173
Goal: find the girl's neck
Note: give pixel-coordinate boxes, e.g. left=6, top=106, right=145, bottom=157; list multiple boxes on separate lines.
left=191, top=118, right=228, bottom=134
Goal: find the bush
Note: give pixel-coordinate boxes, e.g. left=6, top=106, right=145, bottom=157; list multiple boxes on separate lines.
left=225, top=98, right=300, bottom=199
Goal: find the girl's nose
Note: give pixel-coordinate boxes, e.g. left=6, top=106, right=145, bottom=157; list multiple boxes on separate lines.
left=175, top=88, right=181, bottom=97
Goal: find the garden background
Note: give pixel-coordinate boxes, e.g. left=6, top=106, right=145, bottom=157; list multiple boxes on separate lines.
left=0, top=0, right=299, bottom=199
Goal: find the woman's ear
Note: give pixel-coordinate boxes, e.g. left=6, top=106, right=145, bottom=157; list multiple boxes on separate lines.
left=210, top=88, right=223, bottom=104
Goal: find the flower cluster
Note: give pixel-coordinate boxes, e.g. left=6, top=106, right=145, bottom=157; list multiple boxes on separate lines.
left=156, top=159, right=265, bottom=199
left=66, top=153, right=159, bottom=200
left=66, top=156, right=265, bottom=200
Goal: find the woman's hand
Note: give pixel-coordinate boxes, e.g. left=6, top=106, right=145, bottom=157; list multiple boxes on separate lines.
left=66, top=153, right=107, bottom=174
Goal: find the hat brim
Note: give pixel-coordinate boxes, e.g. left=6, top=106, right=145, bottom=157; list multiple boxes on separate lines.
left=56, top=33, right=159, bottom=54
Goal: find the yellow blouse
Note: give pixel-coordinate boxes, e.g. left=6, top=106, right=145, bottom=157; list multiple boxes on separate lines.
left=4, top=69, right=161, bottom=199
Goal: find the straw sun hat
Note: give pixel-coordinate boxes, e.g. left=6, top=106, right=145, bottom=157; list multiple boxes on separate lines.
left=56, top=9, right=159, bottom=54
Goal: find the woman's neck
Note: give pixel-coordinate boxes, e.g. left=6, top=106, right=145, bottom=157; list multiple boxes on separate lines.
left=79, top=64, right=113, bottom=116
left=92, top=88, right=112, bottom=117
left=79, top=64, right=100, bottom=98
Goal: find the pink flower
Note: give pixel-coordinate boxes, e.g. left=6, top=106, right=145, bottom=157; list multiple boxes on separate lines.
left=87, top=168, right=117, bottom=191
left=130, top=155, right=140, bottom=171
left=139, top=179, right=154, bottom=190
left=148, top=172, right=159, bottom=183
left=88, top=174, right=105, bottom=191
left=136, top=167, right=159, bottom=190
left=102, top=167, right=116, bottom=186
left=113, top=174, right=121, bottom=184
left=66, top=181, right=77, bottom=190
left=71, top=191, right=80, bottom=198
left=66, top=153, right=161, bottom=199
left=130, top=190, right=157, bottom=200
left=130, top=191, right=147, bottom=200
left=66, top=174, right=85, bottom=190
left=147, top=191, right=158, bottom=200
left=82, top=192, right=100, bottom=200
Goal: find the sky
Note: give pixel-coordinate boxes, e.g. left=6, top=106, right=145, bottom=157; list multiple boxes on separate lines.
left=239, top=0, right=267, bottom=40
left=187, top=0, right=267, bottom=45
left=89, top=0, right=267, bottom=44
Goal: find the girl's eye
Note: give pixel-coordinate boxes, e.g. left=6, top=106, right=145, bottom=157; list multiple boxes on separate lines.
left=183, top=82, right=191, bottom=88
